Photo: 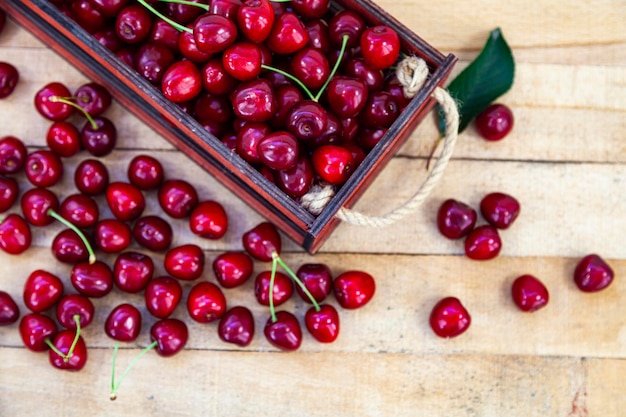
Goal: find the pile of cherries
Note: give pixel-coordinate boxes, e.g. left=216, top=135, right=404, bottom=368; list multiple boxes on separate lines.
left=49, top=0, right=410, bottom=206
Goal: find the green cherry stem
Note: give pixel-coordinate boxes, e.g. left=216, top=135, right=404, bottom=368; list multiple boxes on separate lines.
left=48, top=96, right=98, bottom=130
left=136, top=0, right=191, bottom=34
left=110, top=340, right=159, bottom=401
left=44, top=338, right=67, bottom=358
left=63, top=314, right=82, bottom=363
left=268, top=255, right=278, bottom=323
left=273, top=253, right=321, bottom=312
left=47, top=209, right=96, bottom=264
left=313, top=34, right=349, bottom=102
left=156, top=0, right=209, bottom=10
left=260, top=64, right=316, bottom=101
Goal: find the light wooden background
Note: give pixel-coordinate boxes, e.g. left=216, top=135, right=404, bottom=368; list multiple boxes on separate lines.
left=0, top=1, right=624, bottom=416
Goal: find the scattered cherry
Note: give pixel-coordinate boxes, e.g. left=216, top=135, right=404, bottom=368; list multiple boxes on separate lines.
left=132, top=215, right=173, bottom=252
left=305, top=304, right=340, bottom=343
left=74, top=158, right=110, bottom=195
left=264, top=310, right=302, bottom=351
left=189, top=200, right=228, bottom=239
left=19, top=312, right=58, bottom=352
left=0, top=213, right=31, bottom=255
left=56, top=294, right=95, bottom=329
left=212, top=251, right=254, bottom=289
left=429, top=297, right=471, bottom=338
left=145, top=276, right=183, bottom=319
left=295, top=263, right=333, bottom=303
left=0, top=290, right=20, bottom=325
left=254, top=270, right=294, bottom=307
left=0, top=62, right=19, bottom=99
left=437, top=199, right=477, bottom=239
left=511, top=275, right=549, bottom=312
left=187, top=281, right=227, bottom=323
left=158, top=179, right=199, bottom=219
left=218, top=305, right=255, bottom=347
left=164, top=244, right=205, bottom=281
left=0, top=136, right=27, bottom=175
left=127, top=154, right=164, bottom=190
left=333, top=270, right=375, bottom=309
left=105, top=303, right=142, bottom=342
left=480, top=192, right=520, bottom=229
left=48, top=329, right=88, bottom=371
left=464, top=225, right=502, bottom=261
left=573, top=254, right=614, bottom=292
left=70, top=260, right=114, bottom=298
left=113, top=251, right=154, bottom=293
left=23, top=269, right=64, bottom=313
left=475, top=103, right=514, bottom=141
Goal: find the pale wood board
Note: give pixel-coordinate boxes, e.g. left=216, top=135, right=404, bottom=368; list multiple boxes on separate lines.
left=0, top=1, right=625, bottom=417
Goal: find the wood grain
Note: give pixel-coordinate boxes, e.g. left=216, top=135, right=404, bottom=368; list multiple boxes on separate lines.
left=0, top=1, right=624, bottom=416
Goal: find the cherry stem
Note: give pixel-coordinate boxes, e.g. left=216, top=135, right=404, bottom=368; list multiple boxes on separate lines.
left=63, top=314, right=82, bottom=363
left=156, top=0, right=209, bottom=10
left=47, top=209, right=96, bottom=264
left=48, top=96, right=98, bottom=130
left=136, top=0, right=191, bottom=34
left=272, top=252, right=321, bottom=312
left=313, top=34, right=349, bottom=102
left=260, top=64, right=316, bottom=101
left=44, top=338, right=66, bottom=358
left=268, top=256, right=278, bottom=323
left=110, top=340, right=159, bottom=401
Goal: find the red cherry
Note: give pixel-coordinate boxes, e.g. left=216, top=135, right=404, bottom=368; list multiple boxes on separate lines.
left=437, top=199, right=477, bottom=239
left=266, top=12, right=309, bottom=55
left=264, top=311, right=302, bottom=351
left=24, top=150, right=64, bottom=188
left=0, top=176, right=19, bottom=213
left=88, top=0, right=130, bottom=17
left=229, top=78, right=276, bottom=123
left=289, top=47, right=330, bottom=90
left=132, top=215, right=173, bottom=252
left=286, top=100, right=327, bottom=140
left=292, top=0, right=329, bottom=19
left=46, top=121, right=81, bottom=157
left=359, top=25, right=400, bottom=70
left=0, top=291, right=20, bottom=325
left=94, top=218, right=132, bottom=253
left=164, top=244, right=205, bottom=281
left=0, top=136, right=27, bottom=175
left=257, top=131, right=299, bottom=171
left=475, top=104, right=514, bottom=141
left=254, top=270, right=293, bottom=307
left=187, top=281, right=227, bottom=323
left=480, top=192, right=521, bottom=229
left=158, top=179, right=199, bottom=219
left=70, top=260, right=114, bottom=298
left=113, top=251, right=154, bottom=293
left=74, top=158, right=109, bottom=195
left=273, top=154, right=314, bottom=198
left=236, top=122, right=271, bottom=164
left=311, top=144, right=355, bottom=185
left=192, top=14, right=238, bottom=54
left=212, top=251, right=254, bottom=288
left=150, top=318, right=188, bottom=357
left=55, top=294, right=95, bottom=330
left=106, top=181, right=146, bottom=222
left=105, top=303, right=142, bottom=342
left=80, top=116, right=117, bottom=157
left=222, top=42, right=263, bottom=81
left=237, top=0, right=274, bottom=43
left=464, top=225, right=502, bottom=260
left=19, top=312, right=58, bottom=351
left=34, top=82, right=73, bottom=121
left=0, top=62, right=19, bottom=99
left=305, top=304, right=340, bottom=343
left=511, top=275, right=550, bottom=312
left=573, top=254, right=614, bottom=292
left=127, top=154, right=164, bottom=190
left=161, top=60, right=202, bottom=103
left=429, top=297, right=471, bottom=338
left=20, top=187, right=59, bottom=227
left=333, top=270, right=375, bottom=309
left=115, top=4, right=153, bottom=45
left=326, top=76, right=368, bottom=118
left=48, top=330, right=88, bottom=371
left=295, top=263, right=333, bottom=303
left=72, top=0, right=107, bottom=33
left=343, top=58, right=384, bottom=92
left=59, top=193, right=99, bottom=228
left=201, top=58, right=238, bottom=95
left=218, top=306, right=255, bottom=347
left=74, top=82, right=112, bottom=116
left=135, top=42, right=176, bottom=84
left=51, top=229, right=90, bottom=264
left=145, top=276, right=183, bottom=319
left=189, top=200, right=228, bottom=239
left=0, top=214, right=31, bottom=255
left=242, top=221, right=281, bottom=262
left=23, top=269, right=64, bottom=313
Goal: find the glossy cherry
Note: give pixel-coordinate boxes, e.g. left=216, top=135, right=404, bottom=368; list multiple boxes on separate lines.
left=344, top=58, right=384, bottom=92
left=0, top=62, right=19, bottom=99
left=218, top=305, right=255, bottom=347
left=158, top=179, right=199, bottom=218
left=106, top=181, right=146, bottom=222
left=189, top=200, right=229, bottom=239
left=201, top=58, right=238, bottom=95
left=511, top=275, right=550, bottom=312
left=71, top=260, right=114, bottom=298
left=236, top=122, right=271, bottom=164
left=0, top=136, right=27, bottom=175
left=46, top=121, right=81, bottom=157
left=437, top=199, right=477, bottom=239
left=475, top=104, right=514, bottom=141
left=274, top=154, right=314, bottom=198
left=242, top=221, right=281, bottom=262
left=0, top=214, right=31, bottom=255
left=326, top=76, right=368, bottom=118
left=105, top=303, right=142, bottom=342
left=115, top=4, right=153, bottom=45
left=429, top=297, right=471, bottom=338
left=359, top=25, right=400, bottom=70
left=23, top=269, right=64, bottom=313
left=360, top=91, right=399, bottom=129
left=48, top=330, right=88, bottom=371
left=51, top=229, right=90, bottom=264
left=480, top=192, right=521, bottom=229
left=187, top=281, right=227, bottom=323
left=257, top=131, right=299, bottom=171
left=56, top=294, right=95, bottom=330
left=74, top=158, right=109, bottom=195
left=113, top=251, right=154, bottom=293
left=94, top=218, right=132, bottom=253
left=237, top=0, right=274, bottom=43
left=286, top=100, right=327, bottom=140
left=333, top=270, right=375, bottom=309
left=230, top=78, right=276, bottom=123
left=34, top=82, right=73, bottom=121
left=212, top=251, right=254, bottom=288
left=164, top=244, right=205, bottom=281
left=0, top=291, right=20, bottom=325
left=127, top=154, right=164, bottom=190
left=145, top=276, right=183, bottom=319
left=328, top=10, right=365, bottom=48
left=573, top=254, right=614, bottom=292
left=464, top=225, right=502, bottom=260
left=24, top=150, right=63, bottom=188
left=266, top=12, right=309, bottom=55
left=80, top=116, right=117, bottom=156
left=20, top=187, right=59, bottom=227
left=295, top=263, right=333, bottom=303
left=74, top=82, right=112, bottom=116
left=264, top=310, right=302, bottom=351
left=150, top=318, right=188, bottom=357
left=254, top=270, right=294, bottom=307
left=311, top=144, right=355, bottom=185
left=305, top=304, right=340, bottom=343
left=222, top=42, right=263, bottom=81
left=19, top=312, right=58, bottom=352
left=59, top=193, right=99, bottom=228
left=161, top=60, right=202, bottom=103
left=132, top=215, right=173, bottom=252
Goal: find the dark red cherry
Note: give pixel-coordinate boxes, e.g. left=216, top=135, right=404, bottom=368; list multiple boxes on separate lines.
left=80, top=116, right=117, bottom=157
left=145, top=276, right=182, bottom=319
left=94, top=218, right=132, bottom=253
left=132, top=215, right=173, bottom=252
left=201, top=58, right=238, bottom=95
left=187, top=281, right=227, bottom=323
left=254, top=270, right=294, bottom=307
left=270, top=84, right=303, bottom=129
left=429, top=297, right=471, bottom=338
left=273, top=154, right=314, bottom=198
left=360, top=91, right=399, bottom=129
left=46, top=121, right=81, bottom=157
left=20, top=187, right=59, bottom=227
left=127, top=154, right=164, bottom=190
left=106, top=181, right=146, bottom=222
left=113, top=251, right=154, bottom=293
left=0, top=291, right=20, bottom=325
left=74, top=158, right=109, bottom=195
left=71, top=260, right=114, bottom=298
left=222, top=42, right=263, bottom=81
left=150, top=318, right=188, bottom=357
left=343, top=58, right=384, bottom=92
left=192, top=14, right=238, bottom=54
left=0, top=62, right=19, bottom=99
left=328, top=10, right=365, bottom=48
left=573, top=254, right=614, bottom=292
left=88, top=0, right=130, bottom=17
left=51, top=229, right=90, bottom=264
left=292, top=0, right=329, bottom=19
left=326, top=76, right=368, bottom=118
left=289, top=47, right=329, bottom=90
left=237, top=0, right=274, bottom=43
left=56, top=294, right=94, bottom=330
left=242, top=221, right=281, bottom=262
left=480, top=192, right=521, bottom=229
left=360, top=25, right=400, bottom=70
left=305, top=19, right=330, bottom=52
left=74, top=82, right=112, bottom=116
left=34, top=82, right=73, bottom=121
left=161, top=60, right=202, bottom=103
left=286, top=100, right=327, bottom=140
left=333, top=270, right=375, bottom=309
left=305, top=304, right=339, bottom=343
left=105, top=303, right=142, bottom=342
left=177, top=29, right=213, bottom=63
left=48, top=330, right=88, bottom=371
left=0, top=136, right=27, bottom=175
left=0, top=214, right=31, bottom=255
left=189, top=200, right=229, bottom=239
left=0, top=11, right=5, bottom=36
left=295, top=263, right=333, bottom=303
left=511, top=275, right=550, bottom=312
left=475, top=104, right=514, bottom=141
left=311, top=144, right=354, bottom=185
left=19, top=313, right=57, bottom=351
left=24, top=150, right=63, bottom=188
left=115, top=4, right=153, bottom=44
left=164, top=0, right=204, bottom=24
left=213, top=251, right=254, bottom=288
left=230, top=78, right=276, bottom=123
left=257, top=131, right=299, bottom=171
left=355, top=127, right=386, bottom=151
left=134, top=42, right=176, bottom=84
left=437, top=199, right=477, bottom=239
left=149, top=19, right=180, bottom=52
left=94, top=27, right=125, bottom=52
left=236, top=122, right=271, bottom=164
left=23, top=269, right=64, bottom=313
left=158, top=179, right=199, bottom=219
left=71, top=0, right=106, bottom=33
left=164, top=244, right=205, bottom=281
left=194, top=92, right=234, bottom=124
left=266, top=12, right=309, bottom=55
left=209, top=0, right=242, bottom=19
left=264, top=311, right=301, bottom=351
left=218, top=306, right=254, bottom=347
left=59, top=193, right=99, bottom=228
left=464, top=225, right=502, bottom=261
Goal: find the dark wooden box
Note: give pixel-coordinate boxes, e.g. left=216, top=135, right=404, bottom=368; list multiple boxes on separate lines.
left=1, top=0, right=456, bottom=253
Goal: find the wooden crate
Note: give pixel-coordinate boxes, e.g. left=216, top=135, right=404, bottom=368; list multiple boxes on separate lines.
left=1, top=0, right=456, bottom=253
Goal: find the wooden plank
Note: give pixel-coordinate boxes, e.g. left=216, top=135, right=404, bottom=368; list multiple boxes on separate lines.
left=586, top=358, right=626, bottom=416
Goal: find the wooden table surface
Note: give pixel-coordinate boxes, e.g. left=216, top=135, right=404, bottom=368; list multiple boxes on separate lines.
left=1, top=1, right=624, bottom=416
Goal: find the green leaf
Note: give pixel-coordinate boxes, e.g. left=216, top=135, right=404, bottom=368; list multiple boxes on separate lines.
left=439, top=28, right=515, bottom=134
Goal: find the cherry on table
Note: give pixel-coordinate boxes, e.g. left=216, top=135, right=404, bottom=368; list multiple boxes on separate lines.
left=51, top=229, right=91, bottom=264
left=264, top=310, right=302, bottom=351
left=429, top=296, right=471, bottom=338
left=19, top=312, right=58, bottom=352
left=0, top=62, right=19, bottom=99
left=46, top=121, right=81, bottom=157
left=24, top=150, right=64, bottom=188
left=59, top=193, right=99, bottom=228
left=105, top=303, right=142, bottom=342
left=475, top=103, right=514, bottom=141
left=212, top=251, right=254, bottom=288
left=218, top=305, right=255, bottom=347
left=20, top=187, right=59, bottom=227
left=158, top=179, right=199, bottom=219
left=0, top=136, right=27, bottom=175
left=74, top=82, right=112, bottom=116
left=187, top=281, right=227, bottom=323
left=333, top=270, right=376, bottom=309
left=573, top=254, right=614, bottom=292
left=48, top=329, right=88, bottom=371
left=0, top=291, right=20, bottom=325
left=150, top=318, right=189, bottom=357
left=254, top=270, right=294, bottom=307
left=0, top=213, right=32, bottom=255
left=164, top=244, right=205, bottom=281
left=305, top=304, right=340, bottom=343
left=106, top=181, right=146, bottom=222
left=437, top=199, right=477, bottom=240
left=295, top=263, right=333, bottom=303
left=113, top=251, right=154, bottom=293
left=145, top=276, right=183, bottom=319
left=71, top=260, right=114, bottom=298
left=464, top=225, right=502, bottom=261
left=480, top=192, right=521, bottom=229
left=511, top=274, right=549, bottom=312
left=94, top=218, right=132, bottom=254
left=127, top=154, right=164, bottom=190
left=242, top=221, right=282, bottom=262
left=189, top=200, right=229, bottom=239
left=80, top=116, right=117, bottom=157
left=132, top=215, right=173, bottom=252
left=74, top=158, right=110, bottom=195
left=34, top=82, right=74, bottom=121
left=23, top=269, right=64, bottom=313
left=56, top=294, right=95, bottom=330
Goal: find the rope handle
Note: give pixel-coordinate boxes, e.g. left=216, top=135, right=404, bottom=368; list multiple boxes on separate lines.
left=300, top=56, right=459, bottom=227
